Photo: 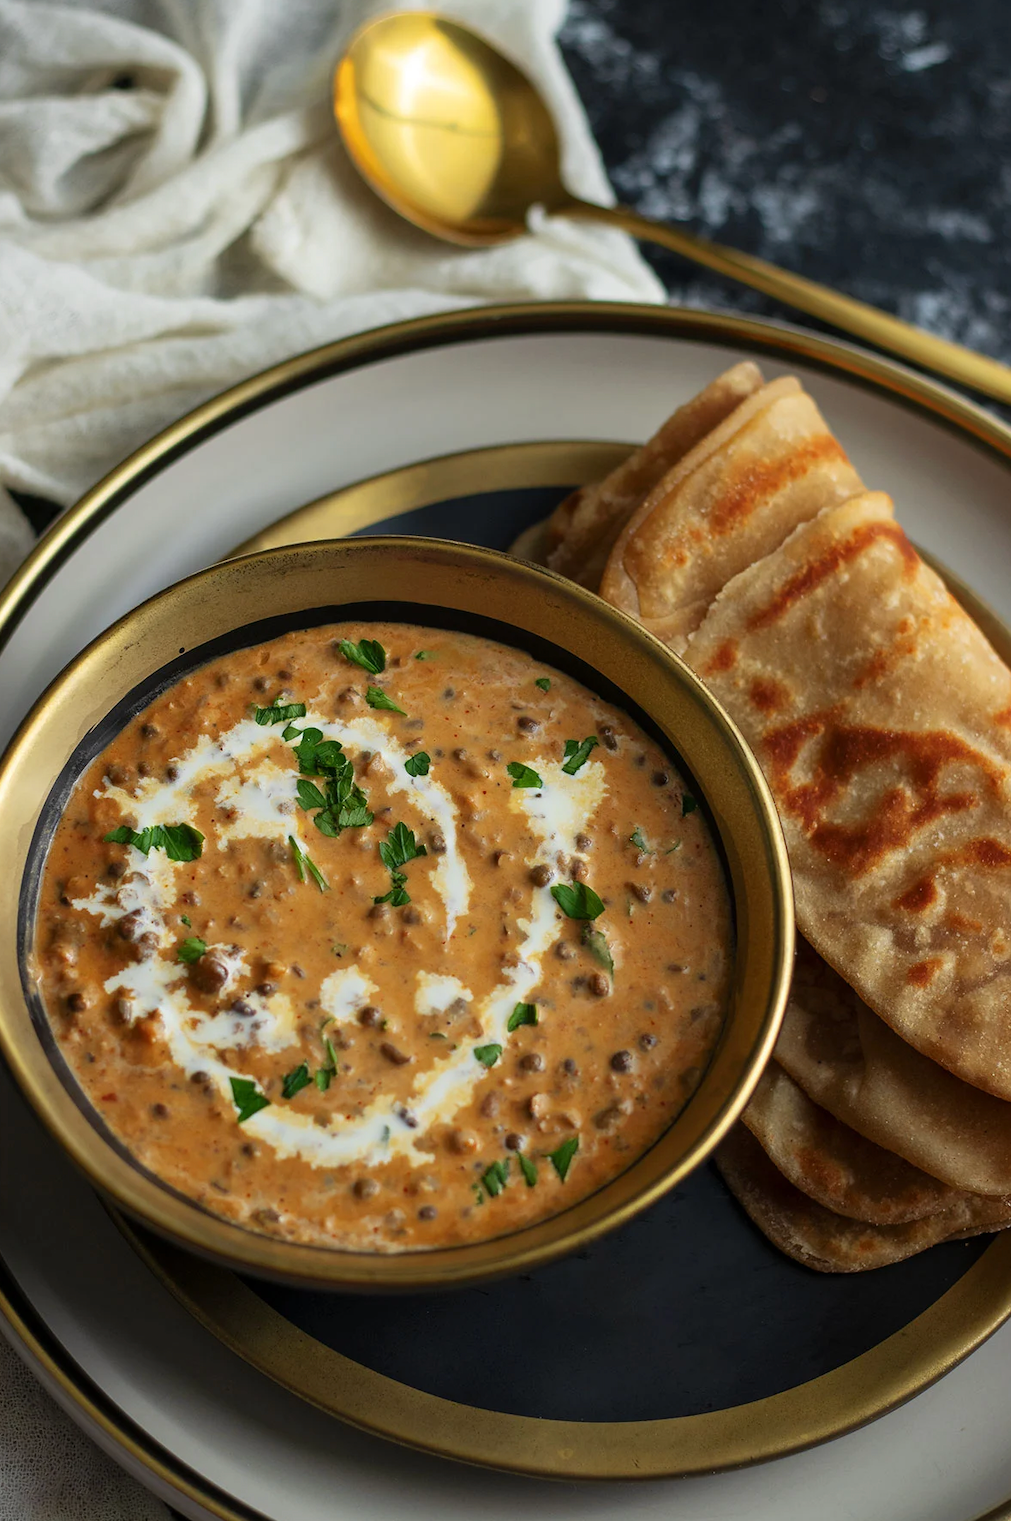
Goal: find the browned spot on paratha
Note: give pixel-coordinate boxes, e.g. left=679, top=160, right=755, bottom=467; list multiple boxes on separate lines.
left=907, top=958, right=943, bottom=987
left=747, top=520, right=919, bottom=633
left=707, top=435, right=849, bottom=536
left=893, top=877, right=937, bottom=913
left=701, top=638, right=738, bottom=676
left=748, top=677, right=790, bottom=714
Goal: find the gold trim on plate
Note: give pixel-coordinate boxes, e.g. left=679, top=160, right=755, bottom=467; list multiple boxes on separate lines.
left=4, top=303, right=1011, bottom=1511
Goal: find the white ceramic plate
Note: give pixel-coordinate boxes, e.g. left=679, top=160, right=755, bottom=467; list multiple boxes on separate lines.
left=4, top=304, right=1011, bottom=1521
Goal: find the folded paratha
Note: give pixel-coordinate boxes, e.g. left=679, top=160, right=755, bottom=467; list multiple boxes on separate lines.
left=599, top=377, right=864, bottom=652
left=777, top=942, right=1011, bottom=1195
left=717, top=1126, right=1011, bottom=1272
left=687, top=492, right=1011, bottom=1099
left=537, top=361, right=764, bottom=588
left=744, top=1060, right=960, bottom=1223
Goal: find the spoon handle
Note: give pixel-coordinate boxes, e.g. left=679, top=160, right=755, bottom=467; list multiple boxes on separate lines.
left=566, top=198, right=1011, bottom=408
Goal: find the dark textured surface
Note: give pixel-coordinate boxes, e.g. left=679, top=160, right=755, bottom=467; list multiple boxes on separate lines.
left=559, top=0, right=1010, bottom=368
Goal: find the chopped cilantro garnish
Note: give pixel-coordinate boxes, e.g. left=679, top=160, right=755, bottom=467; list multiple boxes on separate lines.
left=229, top=1077, right=269, bottom=1124
left=338, top=638, right=386, bottom=675
left=404, top=751, right=431, bottom=778
left=253, top=700, right=307, bottom=726
left=374, top=822, right=427, bottom=907
left=103, top=823, right=204, bottom=862
left=176, top=936, right=206, bottom=964
left=474, top=1043, right=503, bottom=1068
left=535, top=677, right=551, bottom=692
left=180, top=914, right=191, bottom=927
left=281, top=722, right=302, bottom=741
left=581, top=925, right=613, bottom=976
left=518, top=1153, right=538, bottom=1187
left=507, top=761, right=542, bottom=789
left=551, top=882, right=605, bottom=920
left=315, top=1035, right=339, bottom=1090
left=549, top=1136, right=579, bottom=1181
left=380, top=822, right=427, bottom=871
left=365, top=686, right=405, bottom=714
left=507, top=1002, right=538, bottom=1031
left=281, top=1063, right=311, bottom=1099
left=414, top=650, right=435, bottom=660
left=332, top=942, right=349, bottom=957
left=681, top=794, right=698, bottom=817
left=481, top=1159, right=510, bottom=1197
left=288, top=835, right=328, bottom=892
left=296, top=779, right=328, bottom=812
left=562, top=736, right=599, bottom=775
left=629, top=826, right=652, bottom=855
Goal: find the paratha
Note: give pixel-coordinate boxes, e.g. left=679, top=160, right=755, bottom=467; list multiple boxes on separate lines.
left=777, top=942, right=1011, bottom=1194
left=717, top=1126, right=1011, bottom=1273
left=744, top=1060, right=960, bottom=1223
left=687, top=492, right=1011, bottom=1099
left=536, top=361, right=765, bottom=588
left=599, top=377, right=864, bottom=652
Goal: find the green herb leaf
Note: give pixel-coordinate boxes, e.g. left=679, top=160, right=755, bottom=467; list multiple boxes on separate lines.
left=414, top=650, right=435, bottom=660
left=314, top=1035, right=339, bottom=1091
left=180, top=914, right=191, bottom=927
left=629, top=826, right=652, bottom=855
left=338, top=638, right=386, bottom=675
left=404, top=751, right=431, bottom=778
left=288, top=835, right=328, bottom=891
left=254, top=701, right=307, bottom=727
left=315, top=1068, right=332, bottom=1091
left=281, top=722, right=302, bottom=741
left=481, top=1159, right=510, bottom=1197
left=551, top=882, right=605, bottom=920
left=581, top=926, right=613, bottom=976
left=562, top=735, right=599, bottom=776
left=176, top=936, right=207, bottom=964
left=103, top=823, right=204, bottom=862
left=507, top=761, right=542, bottom=789
left=281, top=1063, right=311, bottom=1099
left=430, top=1031, right=447, bottom=1040
left=230, top=1076, right=269, bottom=1124
left=535, top=677, right=551, bottom=692
left=332, top=942, right=349, bottom=957
left=507, top=1002, right=538, bottom=1032
left=681, top=794, right=698, bottom=817
left=379, top=822, right=427, bottom=872
left=365, top=686, right=405, bottom=715
left=549, top=1136, right=579, bottom=1182
left=296, top=779, right=328, bottom=812
left=518, top=1153, right=538, bottom=1187
left=474, top=1043, right=503, bottom=1068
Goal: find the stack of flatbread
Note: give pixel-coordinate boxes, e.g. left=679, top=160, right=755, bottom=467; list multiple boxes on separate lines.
left=515, top=363, right=1011, bottom=1271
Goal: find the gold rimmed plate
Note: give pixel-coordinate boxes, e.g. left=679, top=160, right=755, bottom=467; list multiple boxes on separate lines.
left=4, top=305, right=1011, bottom=1519
left=94, top=440, right=1011, bottom=1483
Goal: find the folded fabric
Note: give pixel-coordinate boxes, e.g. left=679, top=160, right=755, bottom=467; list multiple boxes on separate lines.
left=0, top=0, right=664, bottom=582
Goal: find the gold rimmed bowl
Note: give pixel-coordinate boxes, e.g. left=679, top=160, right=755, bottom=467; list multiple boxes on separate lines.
left=0, top=536, right=793, bottom=1291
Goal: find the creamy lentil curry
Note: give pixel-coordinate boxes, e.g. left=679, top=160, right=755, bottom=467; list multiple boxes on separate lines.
left=34, top=623, right=733, bottom=1251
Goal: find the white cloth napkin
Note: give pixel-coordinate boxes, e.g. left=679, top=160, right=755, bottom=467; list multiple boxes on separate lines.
left=0, top=2, right=663, bottom=1517
left=0, top=0, right=664, bottom=584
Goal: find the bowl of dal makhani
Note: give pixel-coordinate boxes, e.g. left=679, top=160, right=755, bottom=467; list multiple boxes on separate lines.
left=0, top=536, right=792, bottom=1289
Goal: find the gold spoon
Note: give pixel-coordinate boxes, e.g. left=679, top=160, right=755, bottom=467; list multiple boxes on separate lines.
left=335, top=11, right=1011, bottom=408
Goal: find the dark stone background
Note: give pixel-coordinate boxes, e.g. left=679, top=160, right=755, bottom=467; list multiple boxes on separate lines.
left=559, top=0, right=1010, bottom=368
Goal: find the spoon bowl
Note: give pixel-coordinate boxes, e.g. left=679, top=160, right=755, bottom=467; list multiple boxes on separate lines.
left=335, top=12, right=565, bottom=246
